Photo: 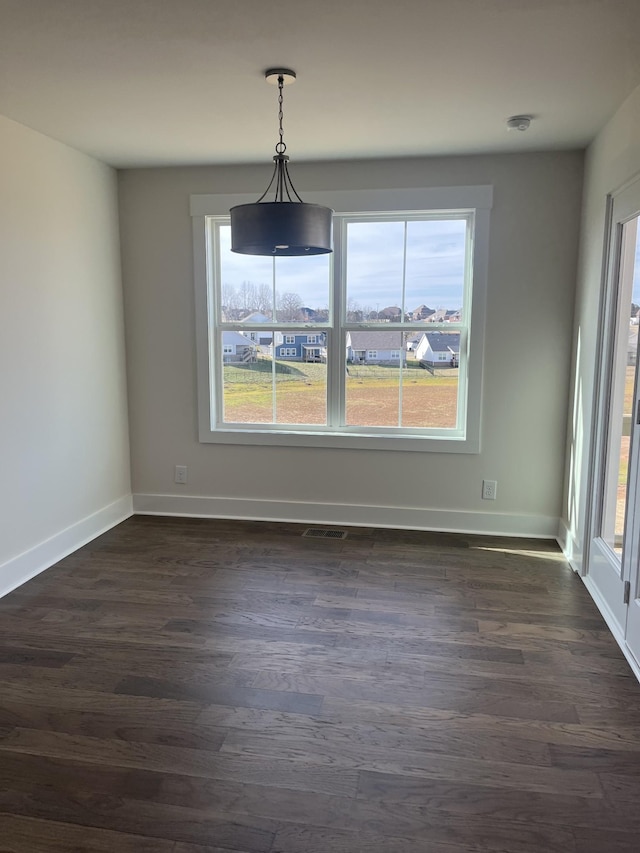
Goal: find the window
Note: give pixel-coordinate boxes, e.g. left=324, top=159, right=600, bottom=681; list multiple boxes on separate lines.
left=223, top=345, right=233, bottom=355
left=192, top=186, right=491, bottom=452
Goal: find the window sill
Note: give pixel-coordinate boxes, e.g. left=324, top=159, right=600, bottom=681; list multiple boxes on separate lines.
left=198, top=427, right=479, bottom=454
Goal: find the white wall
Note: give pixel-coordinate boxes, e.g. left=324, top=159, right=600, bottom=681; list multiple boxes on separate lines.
left=119, top=152, right=583, bottom=536
left=0, top=116, right=132, bottom=595
left=562, top=82, right=640, bottom=570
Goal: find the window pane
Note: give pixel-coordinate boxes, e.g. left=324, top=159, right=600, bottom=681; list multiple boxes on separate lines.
left=345, top=330, right=404, bottom=426
left=601, top=217, right=640, bottom=553
left=222, top=334, right=272, bottom=424
left=274, top=360, right=327, bottom=426
left=218, top=226, right=331, bottom=323
left=405, top=219, right=466, bottom=320
left=221, top=331, right=327, bottom=426
left=402, top=350, right=459, bottom=429
left=345, top=330, right=459, bottom=428
left=345, top=218, right=467, bottom=322
left=346, top=221, right=405, bottom=321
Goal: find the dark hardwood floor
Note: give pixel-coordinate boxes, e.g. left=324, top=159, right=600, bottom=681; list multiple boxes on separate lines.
left=0, top=516, right=639, bottom=852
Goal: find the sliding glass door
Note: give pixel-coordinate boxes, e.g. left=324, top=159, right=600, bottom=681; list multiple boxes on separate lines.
left=588, top=180, right=640, bottom=665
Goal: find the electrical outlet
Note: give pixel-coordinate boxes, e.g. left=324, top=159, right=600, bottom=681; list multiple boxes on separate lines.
left=174, top=465, right=188, bottom=484
left=482, top=479, right=497, bottom=500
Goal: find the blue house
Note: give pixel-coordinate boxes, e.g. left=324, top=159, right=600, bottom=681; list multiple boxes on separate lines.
left=273, top=332, right=326, bottom=362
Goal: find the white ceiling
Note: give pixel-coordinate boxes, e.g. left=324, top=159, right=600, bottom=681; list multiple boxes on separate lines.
left=0, top=0, right=639, bottom=168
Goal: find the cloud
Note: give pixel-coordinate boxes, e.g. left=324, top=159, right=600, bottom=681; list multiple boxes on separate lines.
left=218, top=218, right=467, bottom=311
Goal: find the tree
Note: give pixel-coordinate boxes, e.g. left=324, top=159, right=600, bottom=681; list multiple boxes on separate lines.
left=254, top=283, right=272, bottom=315
left=221, top=282, right=241, bottom=319
left=239, top=280, right=257, bottom=313
left=347, top=297, right=363, bottom=323
left=277, top=291, right=304, bottom=322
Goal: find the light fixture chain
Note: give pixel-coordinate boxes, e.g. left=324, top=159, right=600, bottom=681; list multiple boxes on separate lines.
left=276, top=75, right=286, bottom=155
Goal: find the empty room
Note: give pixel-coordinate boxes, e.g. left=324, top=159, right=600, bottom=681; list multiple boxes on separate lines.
left=2, top=1, right=640, bottom=851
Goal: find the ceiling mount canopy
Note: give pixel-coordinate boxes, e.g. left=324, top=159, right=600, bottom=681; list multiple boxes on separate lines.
left=230, top=68, right=333, bottom=257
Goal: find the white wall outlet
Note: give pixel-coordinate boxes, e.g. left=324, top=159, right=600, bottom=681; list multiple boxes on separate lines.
left=482, top=479, right=497, bottom=500
left=174, top=465, right=188, bottom=484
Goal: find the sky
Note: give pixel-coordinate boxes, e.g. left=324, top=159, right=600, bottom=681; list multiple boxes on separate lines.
left=218, top=218, right=467, bottom=313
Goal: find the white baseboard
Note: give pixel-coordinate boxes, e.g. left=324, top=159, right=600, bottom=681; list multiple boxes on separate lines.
left=556, top=519, right=583, bottom=574
left=582, top=574, right=640, bottom=683
left=0, top=495, right=133, bottom=599
left=133, top=493, right=559, bottom=539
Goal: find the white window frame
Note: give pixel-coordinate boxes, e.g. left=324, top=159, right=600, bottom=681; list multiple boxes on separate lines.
left=192, top=186, right=491, bottom=453
left=284, top=335, right=295, bottom=344
left=222, top=345, right=233, bottom=355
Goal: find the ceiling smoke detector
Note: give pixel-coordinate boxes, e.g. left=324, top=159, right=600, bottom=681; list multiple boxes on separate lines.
left=507, top=115, right=532, bottom=132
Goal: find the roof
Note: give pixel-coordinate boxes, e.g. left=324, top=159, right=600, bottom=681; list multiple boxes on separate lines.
left=347, top=331, right=404, bottom=350
left=222, top=331, right=256, bottom=346
left=239, top=312, right=271, bottom=324
left=424, top=332, right=461, bottom=353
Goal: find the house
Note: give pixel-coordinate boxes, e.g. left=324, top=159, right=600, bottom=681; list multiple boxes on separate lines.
left=415, top=331, right=460, bottom=366
left=406, top=333, right=423, bottom=352
left=346, top=331, right=404, bottom=363
left=4, top=3, right=640, bottom=845
left=273, top=331, right=327, bottom=361
left=237, top=311, right=272, bottom=343
left=221, top=331, right=257, bottom=363
left=410, top=304, right=435, bottom=321
left=377, top=305, right=403, bottom=321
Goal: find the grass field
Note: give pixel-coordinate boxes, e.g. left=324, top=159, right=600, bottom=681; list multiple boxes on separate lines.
left=222, top=358, right=458, bottom=427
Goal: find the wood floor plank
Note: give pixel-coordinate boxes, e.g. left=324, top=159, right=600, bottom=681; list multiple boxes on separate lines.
left=218, top=731, right=603, bottom=797
left=0, top=703, right=226, bottom=751
left=0, top=813, right=176, bottom=853
left=270, top=825, right=488, bottom=853
left=250, top=670, right=581, bottom=722
left=0, top=516, right=639, bottom=852
left=199, top=703, right=553, bottom=766
left=320, top=696, right=640, bottom=752
left=355, top=770, right=626, bottom=829
left=172, top=844, right=255, bottom=853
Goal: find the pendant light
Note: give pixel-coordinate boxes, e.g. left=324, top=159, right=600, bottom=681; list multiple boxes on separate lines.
left=230, top=69, right=333, bottom=256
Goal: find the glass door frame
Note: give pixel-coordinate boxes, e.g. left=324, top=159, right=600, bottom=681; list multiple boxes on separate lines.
left=586, top=177, right=640, bottom=636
